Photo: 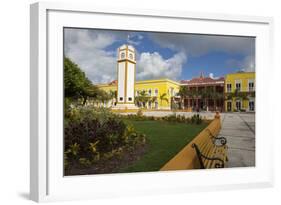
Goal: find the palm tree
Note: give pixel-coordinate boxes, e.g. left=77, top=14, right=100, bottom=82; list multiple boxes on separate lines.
left=189, top=89, right=199, bottom=110
left=178, top=86, right=190, bottom=109
left=135, top=90, right=149, bottom=108
left=108, top=90, right=117, bottom=106
left=150, top=96, right=157, bottom=109
left=200, top=88, right=210, bottom=110
left=211, top=91, right=224, bottom=111
left=159, top=93, right=169, bottom=108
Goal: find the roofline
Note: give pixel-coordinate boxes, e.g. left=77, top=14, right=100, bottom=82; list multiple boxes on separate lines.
left=181, top=81, right=225, bottom=86
left=96, top=72, right=254, bottom=87
left=96, top=78, right=181, bottom=87
left=136, top=78, right=181, bottom=86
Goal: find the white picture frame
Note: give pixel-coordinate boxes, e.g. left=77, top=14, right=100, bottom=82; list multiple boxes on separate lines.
left=30, top=2, right=274, bottom=202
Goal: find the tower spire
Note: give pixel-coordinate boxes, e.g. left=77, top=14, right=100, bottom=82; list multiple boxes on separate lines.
left=200, top=71, right=204, bottom=78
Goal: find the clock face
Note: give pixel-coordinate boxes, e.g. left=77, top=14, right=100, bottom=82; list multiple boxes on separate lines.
left=121, top=52, right=125, bottom=59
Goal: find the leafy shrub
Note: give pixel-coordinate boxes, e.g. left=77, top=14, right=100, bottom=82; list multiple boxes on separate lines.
left=167, top=114, right=177, bottom=122
left=122, top=112, right=205, bottom=125
left=137, top=109, right=143, bottom=117
left=191, top=114, right=202, bottom=124
left=64, top=108, right=146, bottom=167
left=79, top=158, right=92, bottom=167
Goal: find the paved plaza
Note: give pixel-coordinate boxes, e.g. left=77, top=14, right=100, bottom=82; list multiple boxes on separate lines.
left=219, top=113, right=255, bottom=167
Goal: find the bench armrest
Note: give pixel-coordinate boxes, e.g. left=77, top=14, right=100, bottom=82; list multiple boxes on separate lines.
left=205, top=128, right=227, bottom=146
left=212, top=136, right=227, bottom=146
left=192, top=143, right=225, bottom=168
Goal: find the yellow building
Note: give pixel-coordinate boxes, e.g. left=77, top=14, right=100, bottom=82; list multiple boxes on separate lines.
left=97, top=78, right=180, bottom=110
left=225, top=72, right=255, bottom=112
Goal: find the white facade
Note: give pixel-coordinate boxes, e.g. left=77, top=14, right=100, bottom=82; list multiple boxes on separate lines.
left=117, top=61, right=125, bottom=102
left=114, top=44, right=138, bottom=110
left=126, top=62, right=135, bottom=102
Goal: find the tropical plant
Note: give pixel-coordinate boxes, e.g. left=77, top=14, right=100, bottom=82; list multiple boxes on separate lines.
left=79, top=158, right=92, bottom=167
left=232, top=89, right=249, bottom=101
left=191, top=114, right=202, bottom=124
left=135, top=90, right=151, bottom=108
left=150, top=96, right=158, bottom=109
left=178, top=86, right=190, bottom=109
left=65, top=143, right=80, bottom=157
left=64, top=108, right=147, bottom=170
left=159, top=93, right=169, bottom=107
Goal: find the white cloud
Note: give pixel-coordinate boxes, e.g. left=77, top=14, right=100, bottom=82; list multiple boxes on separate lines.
left=226, top=55, right=255, bottom=72
left=150, top=33, right=255, bottom=56
left=242, top=55, right=255, bottom=72
left=149, top=33, right=255, bottom=72
left=136, top=52, right=187, bottom=80
left=209, top=73, right=216, bottom=79
left=64, top=28, right=117, bottom=84
left=127, top=34, right=143, bottom=46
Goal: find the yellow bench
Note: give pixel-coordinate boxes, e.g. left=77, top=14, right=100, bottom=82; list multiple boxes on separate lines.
left=160, top=114, right=228, bottom=171
left=191, top=128, right=228, bottom=169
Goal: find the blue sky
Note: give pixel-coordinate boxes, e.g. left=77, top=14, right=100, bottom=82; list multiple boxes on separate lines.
left=64, top=28, right=255, bottom=84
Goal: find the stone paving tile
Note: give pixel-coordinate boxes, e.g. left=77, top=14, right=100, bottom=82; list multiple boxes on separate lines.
left=227, top=149, right=255, bottom=167
left=220, top=127, right=252, bottom=131
left=226, top=136, right=255, bottom=150
left=219, top=113, right=256, bottom=168
left=220, top=130, right=255, bottom=138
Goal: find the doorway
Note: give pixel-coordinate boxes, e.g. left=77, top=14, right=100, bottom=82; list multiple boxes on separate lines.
left=227, top=101, right=232, bottom=112
left=236, top=101, right=241, bottom=111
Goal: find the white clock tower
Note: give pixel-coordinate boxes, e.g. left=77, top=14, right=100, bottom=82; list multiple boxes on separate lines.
left=114, top=44, right=138, bottom=110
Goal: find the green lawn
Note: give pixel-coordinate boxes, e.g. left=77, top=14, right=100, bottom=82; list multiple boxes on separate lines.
left=119, top=120, right=208, bottom=173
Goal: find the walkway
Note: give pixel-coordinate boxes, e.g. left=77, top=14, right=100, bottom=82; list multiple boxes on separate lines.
left=219, top=113, right=255, bottom=167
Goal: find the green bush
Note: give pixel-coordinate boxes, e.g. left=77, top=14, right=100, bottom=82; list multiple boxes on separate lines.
left=79, top=158, right=92, bottom=167
left=122, top=113, right=205, bottom=124
left=137, top=109, right=143, bottom=117
left=191, top=114, right=202, bottom=124
left=167, top=114, right=177, bottom=122
left=64, top=108, right=146, bottom=167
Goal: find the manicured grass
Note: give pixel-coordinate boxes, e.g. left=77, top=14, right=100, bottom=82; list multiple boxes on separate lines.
left=119, top=120, right=208, bottom=173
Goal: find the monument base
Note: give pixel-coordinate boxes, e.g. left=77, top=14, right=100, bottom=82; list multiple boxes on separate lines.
left=112, top=103, right=139, bottom=110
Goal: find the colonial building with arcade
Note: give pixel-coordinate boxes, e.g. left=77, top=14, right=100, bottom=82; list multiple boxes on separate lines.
left=96, top=44, right=255, bottom=112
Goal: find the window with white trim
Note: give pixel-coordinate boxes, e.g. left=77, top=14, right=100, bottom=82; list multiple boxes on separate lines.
left=169, top=87, right=174, bottom=96
left=235, top=82, right=241, bottom=92
left=236, top=101, right=241, bottom=111
left=155, top=88, right=158, bottom=96
left=249, top=82, right=254, bottom=91
left=227, top=84, right=232, bottom=92
left=249, top=101, right=255, bottom=111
